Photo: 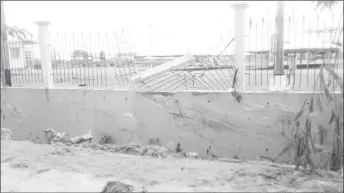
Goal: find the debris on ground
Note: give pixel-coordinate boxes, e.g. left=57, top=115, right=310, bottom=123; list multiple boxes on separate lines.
left=1, top=127, right=12, bottom=140
left=185, top=152, right=199, bottom=158
left=1, top=139, right=343, bottom=192
left=175, top=143, right=183, bottom=153
left=43, top=128, right=92, bottom=145
left=98, top=135, right=113, bottom=145
left=10, top=163, right=28, bottom=169
left=101, top=181, right=134, bottom=193
left=44, top=128, right=71, bottom=145
left=206, top=146, right=217, bottom=160
left=258, top=156, right=290, bottom=165
left=69, top=130, right=93, bottom=144
left=79, top=142, right=170, bottom=159
left=148, top=138, right=162, bottom=146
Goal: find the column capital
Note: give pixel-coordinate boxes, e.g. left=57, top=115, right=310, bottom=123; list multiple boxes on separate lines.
left=35, top=21, right=51, bottom=26
left=231, top=3, right=249, bottom=10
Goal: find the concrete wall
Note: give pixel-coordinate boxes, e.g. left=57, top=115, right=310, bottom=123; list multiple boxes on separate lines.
left=1, top=88, right=339, bottom=162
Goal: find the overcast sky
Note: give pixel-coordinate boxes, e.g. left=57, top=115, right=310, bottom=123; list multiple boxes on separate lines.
left=3, top=1, right=343, bottom=56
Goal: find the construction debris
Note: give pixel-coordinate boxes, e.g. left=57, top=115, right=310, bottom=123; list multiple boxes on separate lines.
left=101, top=181, right=134, bottom=193
left=70, top=130, right=93, bottom=144
left=186, top=152, right=199, bottom=158
left=175, top=143, right=183, bottom=153
left=148, top=138, right=162, bottom=146
left=206, top=146, right=217, bottom=159
left=98, top=135, right=113, bottom=145
left=43, top=128, right=92, bottom=145
left=1, top=127, right=12, bottom=140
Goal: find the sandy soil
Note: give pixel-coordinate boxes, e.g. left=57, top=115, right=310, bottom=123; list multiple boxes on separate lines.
left=1, top=139, right=343, bottom=192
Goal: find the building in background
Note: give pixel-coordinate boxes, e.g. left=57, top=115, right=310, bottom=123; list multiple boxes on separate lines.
left=7, top=40, right=36, bottom=69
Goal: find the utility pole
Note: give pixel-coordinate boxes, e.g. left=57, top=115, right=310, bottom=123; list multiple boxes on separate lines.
left=1, top=1, right=11, bottom=87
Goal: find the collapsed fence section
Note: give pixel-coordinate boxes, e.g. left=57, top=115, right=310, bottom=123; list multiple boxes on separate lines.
left=245, top=13, right=344, bottom=92
left=135, top=55, right=240, bottom=92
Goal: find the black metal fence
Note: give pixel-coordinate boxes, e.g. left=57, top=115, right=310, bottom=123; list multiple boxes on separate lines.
left=49, top=32, right=139, bottom=88
left=2, top=12, right=342, bottom=92
left=1, top=34, right=43, bottom=86
left=245, top=13, right=343, bottom=92
left=48, top=32, right=240, bottom=91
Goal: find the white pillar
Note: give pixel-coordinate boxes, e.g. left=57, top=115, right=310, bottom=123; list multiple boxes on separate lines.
left=35, top=21, right=54, bottom=88
left=231, top=3, right=249, bottom=92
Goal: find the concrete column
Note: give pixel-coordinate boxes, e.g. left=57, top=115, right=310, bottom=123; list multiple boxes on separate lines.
left=231, top=3, right=249, bottom=92
left=35, top=21, right=54, bottom=88
left=269, top=1, right=287, bottom=91
left=274, top=1, right=285, bottom=75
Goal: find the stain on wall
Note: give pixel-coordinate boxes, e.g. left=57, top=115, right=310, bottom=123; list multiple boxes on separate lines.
left=0, top=88, right=338, bottom=161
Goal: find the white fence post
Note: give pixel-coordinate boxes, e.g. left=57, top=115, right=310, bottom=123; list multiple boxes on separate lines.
left=231, top=3, right=249, bottom=92
left=35, top=21, right=54, bottom=88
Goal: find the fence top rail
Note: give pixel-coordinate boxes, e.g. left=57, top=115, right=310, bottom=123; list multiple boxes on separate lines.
left=1, top=86, right=343, bottom=94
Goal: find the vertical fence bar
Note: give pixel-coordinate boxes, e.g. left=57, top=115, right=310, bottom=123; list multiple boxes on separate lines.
left=299, top=15, right=305, bottom=88
left=267, top=21, right=271, bottom=86
left=314, top=14, right=319, bottom=88
left=255, top=23, right=258, bottom=86
left=35, top=21, right=54, bottom=88
left=260, top=18, right=264, bottom=86
left=306, top=18, right=311, bottom=87
left=248, top=18, right=252, bottom=87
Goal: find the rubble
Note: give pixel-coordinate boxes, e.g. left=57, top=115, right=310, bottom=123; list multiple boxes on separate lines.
left=70, top=130, right=93, bottom=144
left=98, top=135, right=113, bottom=145
left=101, top=181, right=134, bottom=193
left=148, top=138, right=162, bottom=146
left=43, top=128, right=92, bottom=145
left=1, top=127, right=12, bottom=140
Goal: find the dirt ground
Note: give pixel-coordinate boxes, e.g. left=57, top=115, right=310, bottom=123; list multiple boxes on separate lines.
left=1, top=139, right=343, bottom=192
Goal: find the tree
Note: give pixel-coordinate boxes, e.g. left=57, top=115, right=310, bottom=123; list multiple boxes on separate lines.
left=71, top=50, right=89, bottom=60
left=278, top=1, right=343, bottom=174
left=5, top=25, right=33, bottom=42
left=314, top=1, right=338, bottom=11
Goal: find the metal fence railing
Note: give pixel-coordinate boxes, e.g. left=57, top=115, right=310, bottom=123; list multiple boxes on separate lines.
left=49, top=32, right=139, bottom=88
left=245, top=13, right=343, bottom=92
left=48, top=31, right=240, bottom=91
left=2, top=34, right=43, bottom=86
left=135, top=55, right=240, bottom=92
left=2, top=5, right=342, bottom=92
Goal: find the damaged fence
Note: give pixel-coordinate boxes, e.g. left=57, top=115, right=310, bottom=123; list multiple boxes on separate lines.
left=2, top=3, right=343, bottom=93
left=48, top=30, right=240, bottom=91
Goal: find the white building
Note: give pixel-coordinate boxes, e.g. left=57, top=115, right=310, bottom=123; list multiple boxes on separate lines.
left=7, top=40, right=37, bottom=69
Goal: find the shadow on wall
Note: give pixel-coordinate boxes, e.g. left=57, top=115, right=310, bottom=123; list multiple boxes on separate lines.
left=0, top=88, right=337, bottom=161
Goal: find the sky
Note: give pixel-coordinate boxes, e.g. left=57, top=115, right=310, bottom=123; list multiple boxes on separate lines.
left=3, top=1, right=343, bottom=56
